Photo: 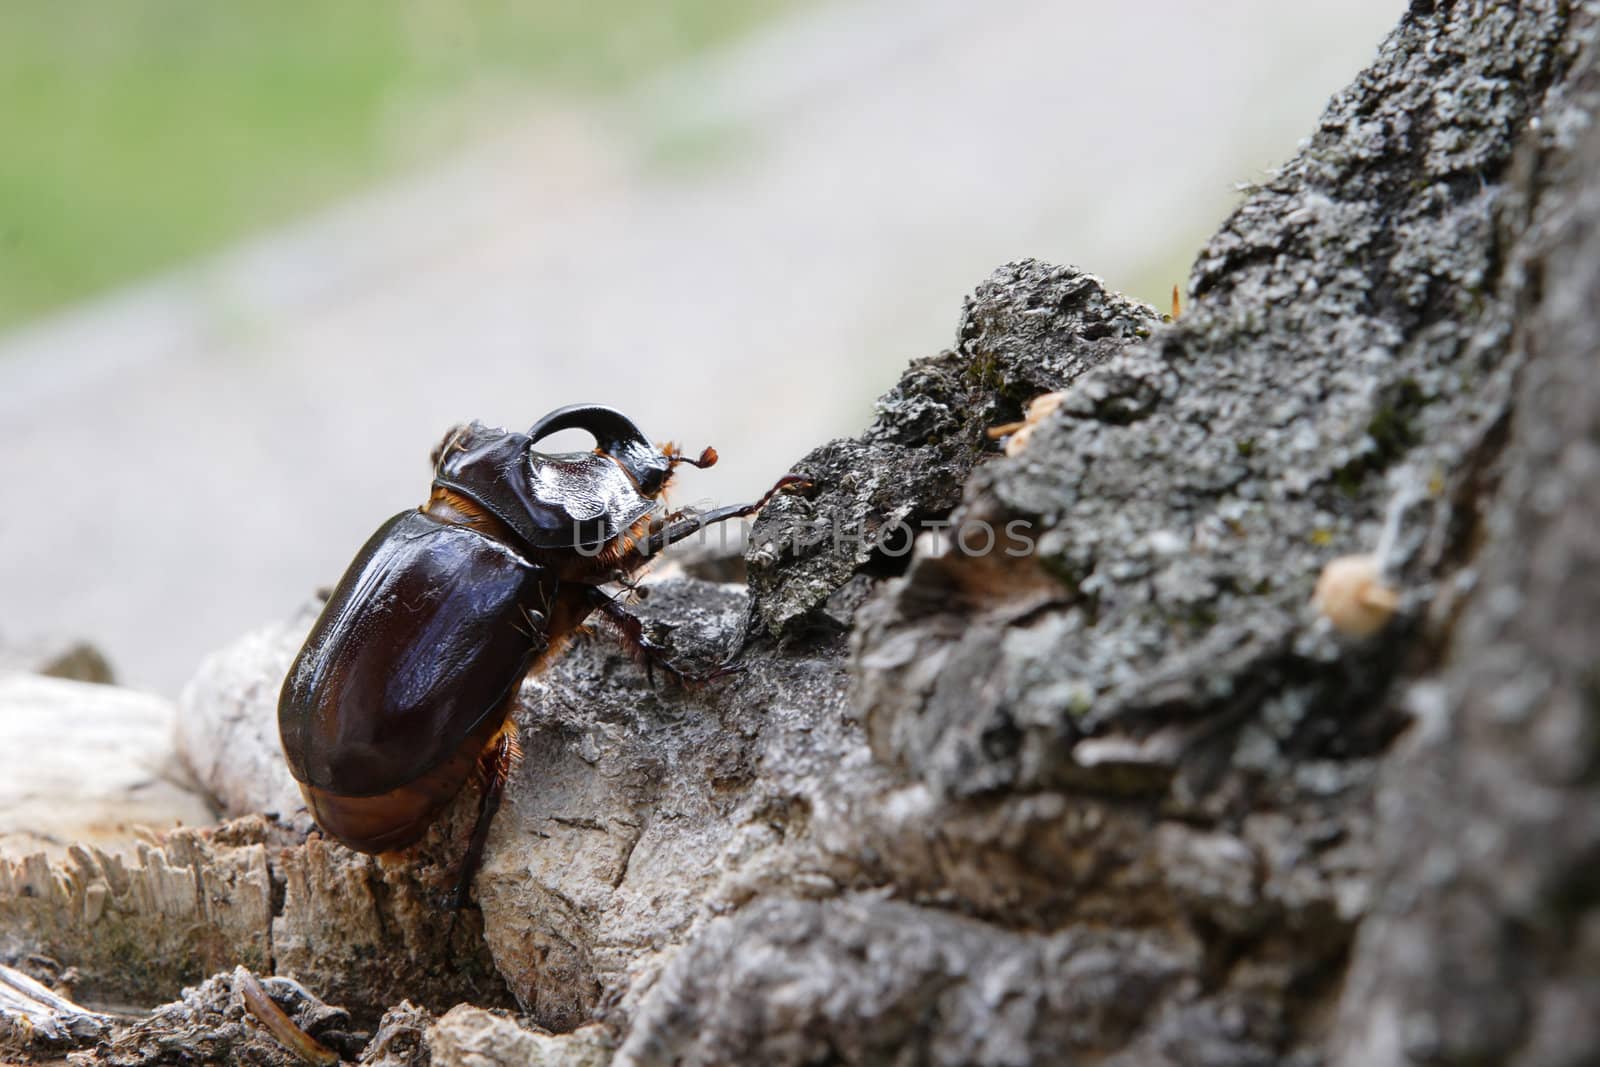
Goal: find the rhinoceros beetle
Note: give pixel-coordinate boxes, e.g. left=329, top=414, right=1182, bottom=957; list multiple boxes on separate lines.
left=278, top=404, right=802, bottom=908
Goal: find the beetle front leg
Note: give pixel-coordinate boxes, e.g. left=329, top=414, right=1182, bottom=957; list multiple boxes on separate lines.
left=608, top=473, right=811, bottom=577
left=643, top=473, right=810, bottom=557
left=585, top=586, right=737, bottom=687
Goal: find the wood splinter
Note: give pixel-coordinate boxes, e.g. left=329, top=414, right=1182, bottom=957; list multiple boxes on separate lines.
left=987, top=390, right=1068, bottom=456
left=235, top=967, right=338, bottom=1067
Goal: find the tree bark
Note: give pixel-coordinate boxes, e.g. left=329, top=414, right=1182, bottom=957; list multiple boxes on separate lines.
left=5, top=2, right=1600, bottom=1064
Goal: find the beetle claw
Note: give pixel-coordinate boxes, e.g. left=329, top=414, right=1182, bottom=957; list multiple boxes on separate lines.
left=657, top=657, right=742, bottom=689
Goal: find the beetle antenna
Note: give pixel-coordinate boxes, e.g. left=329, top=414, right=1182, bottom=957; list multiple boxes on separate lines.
left=668, top=445, right=718, bottom=470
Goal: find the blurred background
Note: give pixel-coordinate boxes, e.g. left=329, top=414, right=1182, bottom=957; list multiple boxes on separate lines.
left=0, top=0, right=1405, bottom=695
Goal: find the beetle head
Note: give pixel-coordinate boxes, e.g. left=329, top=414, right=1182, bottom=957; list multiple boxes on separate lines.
left=430, top=406, right=717, bottom=554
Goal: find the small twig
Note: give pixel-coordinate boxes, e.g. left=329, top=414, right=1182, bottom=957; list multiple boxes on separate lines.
left=235, top=967, right=338, bottom=1066
left=0, top=962, right=110, bottom=1045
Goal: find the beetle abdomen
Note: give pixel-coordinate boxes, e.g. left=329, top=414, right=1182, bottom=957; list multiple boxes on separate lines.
left=278, top=509, right=553, bottom=804
left=295, top=709, right=513, bottom=853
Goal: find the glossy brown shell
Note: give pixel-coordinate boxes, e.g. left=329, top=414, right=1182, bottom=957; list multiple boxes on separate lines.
left=278, top=509, right=555, bottom=849
left=294, top=709, right=512, bottom=853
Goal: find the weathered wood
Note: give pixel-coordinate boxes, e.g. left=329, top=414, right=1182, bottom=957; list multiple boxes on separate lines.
left=0, top=814, right=511, bottom=1024
left=0, top=675, right=211, bottom=864
left=6, top=2, right=1600, bottom=1063
left=0, top=962, right=109, bottom=1053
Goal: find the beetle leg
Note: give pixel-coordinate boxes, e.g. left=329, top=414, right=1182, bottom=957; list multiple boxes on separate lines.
left=590, top=590, right=676, bottom=686
left=611, top=473, right=811, bottom=572
left=521, top=606, right=550, bottom=652
left=586, top=586, right=738, bottom=687
left=449, top=728, right=519, bottom=911
left=605, top=569, right=650, bottom=599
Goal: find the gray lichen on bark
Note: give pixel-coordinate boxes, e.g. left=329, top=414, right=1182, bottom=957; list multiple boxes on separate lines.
left=746, top=263, right=1161, bottom=638
left=5, top=2, right=1600, bottom=1064
left=1334, top=13, right=1600, bottom=1062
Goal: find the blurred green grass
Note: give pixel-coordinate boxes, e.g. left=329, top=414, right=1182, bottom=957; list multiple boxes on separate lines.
left=0, top=1, right=793, bottom=331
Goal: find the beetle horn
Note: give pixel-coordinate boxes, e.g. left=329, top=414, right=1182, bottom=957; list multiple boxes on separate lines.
left=527, top=404, right=650, bottom=450
left=527, top=404, right=672, bottom=494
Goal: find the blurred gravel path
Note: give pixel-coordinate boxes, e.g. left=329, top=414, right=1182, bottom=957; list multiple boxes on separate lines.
left=0, top=0, right=1403, bottom=692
